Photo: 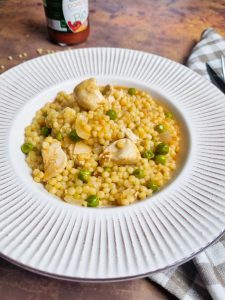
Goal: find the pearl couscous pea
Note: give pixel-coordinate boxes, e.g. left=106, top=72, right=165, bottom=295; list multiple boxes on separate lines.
left=23, top=81, right=180, bottom=207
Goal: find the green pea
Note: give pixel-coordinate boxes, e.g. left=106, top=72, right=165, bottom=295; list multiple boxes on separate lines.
left=128, top=87, right=136, bottom=95
left=133, top=168, right=145, bottom=179
left=68, top=129, right=81, bottom=142
left=156, top=143, right=169, bottom=155
left=106, top=109, right=117, bottom=120
left=155, top=124, right=165, bottom=133
left=78, top=170, right=91, bottom=182
left=142, top=149, right=155, bottom=160
left=56, top=132, right=63, bottom=141
left=146, top=182, right=159, bottom=192
left=86, top=195, right=99, bottom=207
left=155, top=155, right=167, bottom=165
left=165, top=112, right=173, bottom=119
left=21, top=142, right=34, bottom=154
left=41, top=126, right=51, bottom=137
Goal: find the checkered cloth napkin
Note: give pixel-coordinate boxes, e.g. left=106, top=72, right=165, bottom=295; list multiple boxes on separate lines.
left=149, top=28, right=225, bottom=300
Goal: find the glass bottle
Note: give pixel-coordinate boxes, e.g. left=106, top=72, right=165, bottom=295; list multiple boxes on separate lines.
left=43, top=0, right=90, bottom=46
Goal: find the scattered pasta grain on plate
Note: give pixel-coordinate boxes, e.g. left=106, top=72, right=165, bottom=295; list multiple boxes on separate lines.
left=21, top=78, right=180, bottom=207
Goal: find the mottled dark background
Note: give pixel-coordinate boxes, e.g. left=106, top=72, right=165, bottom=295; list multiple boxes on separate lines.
left=0, top=0, right=225, bottom=299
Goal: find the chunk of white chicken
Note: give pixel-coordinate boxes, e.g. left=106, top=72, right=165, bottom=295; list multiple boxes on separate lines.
left=75, top=113, right=91, bottom=140
left=68, top=141, right=92, bottom=166
left=122, top=128, right=139, bottom=143
left=69, top=141, right=92, bottom=156
left=74, top=78, right=104, bottom=110
left=42, top=139, right=67, bottom=181
left=99, top=138, right=141, bottom=165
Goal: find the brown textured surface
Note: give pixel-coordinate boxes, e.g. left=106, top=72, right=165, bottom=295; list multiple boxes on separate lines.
left=1, top=0, right=225, bottom=70
left=0, top=0, right=225, bottom=299
left=0, top=258, right=176, bottom=300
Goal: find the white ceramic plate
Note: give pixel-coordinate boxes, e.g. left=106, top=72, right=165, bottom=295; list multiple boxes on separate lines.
left=1, top=48, right=225, bottom=282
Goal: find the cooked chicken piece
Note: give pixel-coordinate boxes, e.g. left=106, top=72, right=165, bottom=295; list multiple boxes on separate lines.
left=74, top=78, right=104, bottom=110
left=42, top=140, right=67, bottom=181
left=122, top=128, right=139, bottom=143
left=99, top=138, right=141, bottom=165
left=75, top=114, right=91, bottom=139
left=69, top=141, right=92, bottom=156
left=68, top=141, right=92, bottom=166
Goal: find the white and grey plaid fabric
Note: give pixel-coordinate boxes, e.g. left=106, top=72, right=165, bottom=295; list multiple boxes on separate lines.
left=149, top=28, right=225, bottom=300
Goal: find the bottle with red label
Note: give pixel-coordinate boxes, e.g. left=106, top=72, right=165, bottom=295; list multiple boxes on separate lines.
left=43, top=0, right=90, bottom=46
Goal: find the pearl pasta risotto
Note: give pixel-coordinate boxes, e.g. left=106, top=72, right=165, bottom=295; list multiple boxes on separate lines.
left=21, top=78, right=180, bottom=207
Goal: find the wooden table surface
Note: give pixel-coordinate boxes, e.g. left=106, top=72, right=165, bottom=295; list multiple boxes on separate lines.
left=0, top=0, right=225, bottom=299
